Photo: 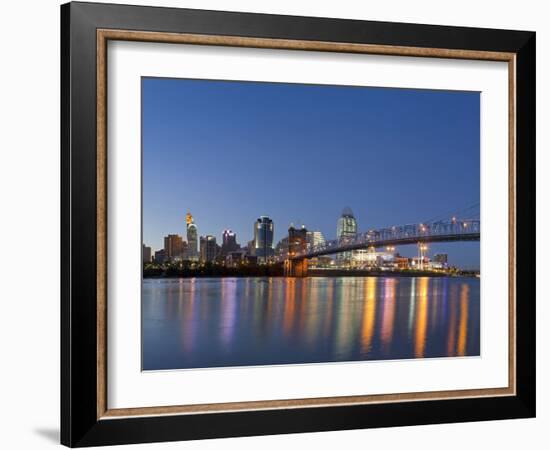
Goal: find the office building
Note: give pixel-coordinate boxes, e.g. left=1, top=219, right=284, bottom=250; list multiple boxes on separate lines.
left=254, top=216, right=274, bottom=263
left=185, top=211, right=199, bottom=261
left=246, top=240, right=255, bottom=256
left=221, top=229, right=239, bottom=255
left=336, top=207, right=357, bottom=263
left=433, top=253, right=448, bottom=264
left=142, top=244, right=152, bottom=263
left=200, top=235, right=217, bottom=263
left=306, top=230, right=326, bottom=250
left=154, top=249, right=166, bottom=264
left=163, top=234, right=184, bottom=261
left=225, top=249, right=247, bottom=267
left=275, top=236, right=289, bottom=258
left=430, top=253, right=449, bottom=269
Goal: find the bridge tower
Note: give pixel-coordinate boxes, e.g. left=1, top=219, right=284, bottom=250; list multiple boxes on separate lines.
left=285, top=225, right=308, bottom=277
left=284, top=258, right=308, bottom=277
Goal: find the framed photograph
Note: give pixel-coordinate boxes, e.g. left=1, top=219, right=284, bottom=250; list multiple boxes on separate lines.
left=61, top=2, right=535, bottom=447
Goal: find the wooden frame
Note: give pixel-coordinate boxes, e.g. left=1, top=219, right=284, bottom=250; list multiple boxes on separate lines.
left=62, top=1, right=535, bottom=447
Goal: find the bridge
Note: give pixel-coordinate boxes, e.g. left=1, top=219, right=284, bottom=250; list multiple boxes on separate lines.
left=283, top=218, right=480, bottom=277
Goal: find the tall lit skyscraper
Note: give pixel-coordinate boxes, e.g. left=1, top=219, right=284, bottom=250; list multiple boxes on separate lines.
left=306, top=230, right=326, bottom=250
left=337, top=207, right=357, bottom=263
left=337, top=207, right=357, bottom=240
left=254, top=216, right=274, bottom=263
left=185, top=212, right=199, bottom=261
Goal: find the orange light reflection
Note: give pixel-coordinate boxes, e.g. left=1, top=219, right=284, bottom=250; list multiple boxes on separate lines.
left=414, top=277, right=429, bottom=358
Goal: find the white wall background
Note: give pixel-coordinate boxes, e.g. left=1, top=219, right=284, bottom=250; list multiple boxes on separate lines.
left=0, top=1, right=546, bottom=449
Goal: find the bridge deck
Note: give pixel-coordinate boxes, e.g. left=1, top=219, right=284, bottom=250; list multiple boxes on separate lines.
left=289, top=232, right=480, bottom=260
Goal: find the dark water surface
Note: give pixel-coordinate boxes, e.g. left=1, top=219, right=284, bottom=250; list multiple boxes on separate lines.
left=142, top=276, right=480, bottom=370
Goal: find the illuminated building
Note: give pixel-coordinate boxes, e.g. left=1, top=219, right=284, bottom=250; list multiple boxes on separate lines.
left=313, top=255, right=334, bottom=268
left=185, top=212, right=199, bottom=261
left=336, top=207, right=357, bottom=263
left=142, top=244, right=152, bottom=263
left=430, top=253, right=448, bottom=269
left=225, top=249, right=247, bottom=267
left=352, top=248, right=395, bottom=268
left=254, top=216, right=274, bottom=263
left=275, top=236, right=289, bottom=258
left=306, top=230, right=326, bottom=250
left=163, top=234, right=184, bottom=261
left=288, top=225, right=308, bottom=256
left=433, top=253, right=448, bottom=264
left=337, top=207, right=357, bottom=240
left=199, top=235, right=217, bottom=263
left=395, top=256, right=410, bottom=269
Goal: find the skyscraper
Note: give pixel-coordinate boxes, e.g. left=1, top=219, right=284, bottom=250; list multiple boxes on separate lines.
left=246, top=240, right=255, bottom=257
left=200, top=235, right=217, bottom=263
left=163, top=234, right=184, bottom=261
left=337, top=207, right=357, bottom=263
left=142, top=244, right=152, bottom=263
left=185, top=212, right=199, bottom=261
left=306, top=230, right=326, bottom=250
left=221, top=229, right=239, bottom=256
left=154, top=249, right=166, bottom=264
left=254, top=216, right=274, bottom=263
left=275, top=236, right=290, bottom=258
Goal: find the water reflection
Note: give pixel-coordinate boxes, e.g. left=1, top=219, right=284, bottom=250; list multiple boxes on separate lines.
left=380, top=278, right=396, bottom=354
left=457, top=284, right=469, bottom=356
left=360, top=277, right=376, bottom=354
left=414, top=277, right=429, bottom=358
left=142, top=276, right=480, bottom=370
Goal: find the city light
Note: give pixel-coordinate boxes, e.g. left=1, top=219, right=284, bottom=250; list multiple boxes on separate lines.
left=144, top=211, right=479, bottom=277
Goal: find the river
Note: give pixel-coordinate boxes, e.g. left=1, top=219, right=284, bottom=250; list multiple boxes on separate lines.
left=142, top=276, right=480, bottom=370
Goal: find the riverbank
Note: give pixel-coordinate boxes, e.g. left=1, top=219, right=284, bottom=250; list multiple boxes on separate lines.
left=308, top=269, right=479, bottom=278
left=143, top=267, right=479, bottom=279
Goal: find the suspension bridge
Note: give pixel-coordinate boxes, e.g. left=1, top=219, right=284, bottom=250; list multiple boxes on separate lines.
left=282, top=204, right=480, bottom=276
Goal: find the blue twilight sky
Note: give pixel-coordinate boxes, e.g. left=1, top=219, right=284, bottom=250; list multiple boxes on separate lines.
left=142, top=78, right=480, bottom=269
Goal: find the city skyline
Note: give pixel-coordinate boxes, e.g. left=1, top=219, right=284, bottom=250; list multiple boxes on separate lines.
left=143, top=78, right=480, bottom=269
left=143, top=208, right=477, bottom=269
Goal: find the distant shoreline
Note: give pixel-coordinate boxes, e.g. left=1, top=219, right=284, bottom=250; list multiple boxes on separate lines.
left=308, top=269, right=479, bottom=278
left=143, top=269, right=479, bottom=279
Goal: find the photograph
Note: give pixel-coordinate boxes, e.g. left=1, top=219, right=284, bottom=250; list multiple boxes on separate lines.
left=141, top=77, right=481, bottom=371
left=55, top=2, right=537, bottom=446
